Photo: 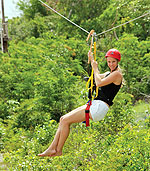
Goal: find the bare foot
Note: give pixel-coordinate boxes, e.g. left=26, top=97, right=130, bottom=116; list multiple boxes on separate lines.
left=38, top=149, right=56, bottom=157
left=51, top=151, right=62, bottom=157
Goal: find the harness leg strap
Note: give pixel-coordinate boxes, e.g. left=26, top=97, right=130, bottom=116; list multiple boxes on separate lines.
left=85, top=101, right=92, bottom=127
left=85, top=112, right=90, bottom=127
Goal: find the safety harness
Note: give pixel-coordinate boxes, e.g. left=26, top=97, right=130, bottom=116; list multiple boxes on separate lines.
left=85, top=30, right=98, bottom=127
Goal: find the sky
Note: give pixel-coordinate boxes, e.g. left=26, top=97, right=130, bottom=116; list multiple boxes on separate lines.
left=0, top=0, right=22, bottom=19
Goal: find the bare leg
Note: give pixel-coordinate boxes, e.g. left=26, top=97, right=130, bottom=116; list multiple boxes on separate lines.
left=38, top=105, right=92, bottom=157
left=38, top=128, right=61, bottom=156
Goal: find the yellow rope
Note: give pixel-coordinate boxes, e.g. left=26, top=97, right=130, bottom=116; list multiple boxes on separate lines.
left=86, top=32, right=98, bottom=100
left=94, top=42, right=99, bottom=98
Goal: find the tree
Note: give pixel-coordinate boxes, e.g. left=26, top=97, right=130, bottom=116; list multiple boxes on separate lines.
left=17, top=0, right=48, bottom=19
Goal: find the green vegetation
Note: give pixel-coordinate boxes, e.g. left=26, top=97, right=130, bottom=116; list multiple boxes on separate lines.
left=0, top=0, right=150, bottom=170
left=133, top=100, right=150, bottom=122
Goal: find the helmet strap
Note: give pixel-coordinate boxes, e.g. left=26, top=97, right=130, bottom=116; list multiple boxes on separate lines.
left=111, top=65, right=118, bottom=72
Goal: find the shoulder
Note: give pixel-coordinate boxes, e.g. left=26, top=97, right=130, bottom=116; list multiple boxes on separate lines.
left=112, top=71, right=122, bottom=77
left=111, top=71, right=122, bottom=84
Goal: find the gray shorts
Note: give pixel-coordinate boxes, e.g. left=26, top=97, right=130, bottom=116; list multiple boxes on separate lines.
left=90, top=100, right=109, bottom=122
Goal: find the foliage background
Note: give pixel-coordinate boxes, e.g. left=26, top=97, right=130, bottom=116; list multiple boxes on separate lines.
left=0, top=0, right=150, bottom=170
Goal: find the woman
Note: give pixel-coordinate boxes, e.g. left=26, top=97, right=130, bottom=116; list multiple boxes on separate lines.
left=38, top=49, right=123, bottom=157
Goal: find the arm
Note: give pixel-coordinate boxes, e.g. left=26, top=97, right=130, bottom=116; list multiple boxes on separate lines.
left=94, top=69, right=122, bottom=87
left=88, top=51, right=122, bottom=87
left=88, top=51, right=108, bottom=78
left=99, top=71, right=110, bottom=79
left=88, top=51, right=102, bottom=86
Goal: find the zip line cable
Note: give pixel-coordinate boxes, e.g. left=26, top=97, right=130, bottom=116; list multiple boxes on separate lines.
left=39, top=0, right=90, bottom=34
left=96, top=12, right=150, bottom=36
left=39, top=0, right=150, bottom=37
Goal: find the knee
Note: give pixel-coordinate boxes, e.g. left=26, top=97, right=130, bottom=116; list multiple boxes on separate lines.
left=59, top=116, right=64, bottom=123
left=59, top=116, right=70, bottom=126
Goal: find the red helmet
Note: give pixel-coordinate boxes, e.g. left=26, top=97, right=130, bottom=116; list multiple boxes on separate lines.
left=105, top=49, right=121, bottom=61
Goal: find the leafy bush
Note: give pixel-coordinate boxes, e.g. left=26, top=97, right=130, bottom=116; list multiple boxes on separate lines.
left=2, top=114, right=149, bottom=170
left=1, top=90, right=138, bottom=170
left=115, top=34, right=150, bottom=99
left=0, top=33, right=89, bottom=128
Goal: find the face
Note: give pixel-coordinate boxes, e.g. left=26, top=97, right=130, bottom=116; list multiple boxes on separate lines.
left=106, top=57, right=118, bottom=72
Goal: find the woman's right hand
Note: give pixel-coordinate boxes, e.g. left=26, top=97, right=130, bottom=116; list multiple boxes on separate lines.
left=88, top=50, right=93, bottom=64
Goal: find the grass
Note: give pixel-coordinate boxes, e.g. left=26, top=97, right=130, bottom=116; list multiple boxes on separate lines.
left=133, top=100, right=150, bottom=122
left=0, top=153, right=8, bottom=171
